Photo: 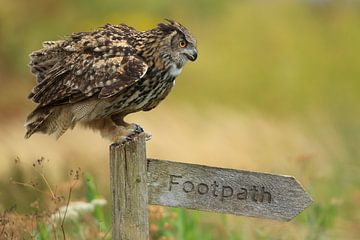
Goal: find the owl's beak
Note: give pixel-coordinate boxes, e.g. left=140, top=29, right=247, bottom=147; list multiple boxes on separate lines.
left=185, top=49, right=197, bottom=61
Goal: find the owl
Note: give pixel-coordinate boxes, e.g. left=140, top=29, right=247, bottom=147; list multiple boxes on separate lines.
left=25, top=20, right=197, bottom=142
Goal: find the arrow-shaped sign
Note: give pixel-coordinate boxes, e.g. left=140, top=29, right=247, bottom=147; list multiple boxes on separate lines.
left=147, top=159, right=313, bottom=221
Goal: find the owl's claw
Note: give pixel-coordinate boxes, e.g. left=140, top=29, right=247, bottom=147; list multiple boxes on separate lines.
left=145, top=132, right=152, bottom=141
left=132, top=124, right=144, bottom=134
left=123, top=124, right=143, bottom=141
left=114, top=123, right=152, bottom=143
left=130, top=124, right=152, bottom=141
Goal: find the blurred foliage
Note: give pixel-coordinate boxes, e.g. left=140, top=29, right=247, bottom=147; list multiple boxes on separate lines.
left=1, top=0, right=359, bottom=117
left=0, top=0, right=360, bottom=239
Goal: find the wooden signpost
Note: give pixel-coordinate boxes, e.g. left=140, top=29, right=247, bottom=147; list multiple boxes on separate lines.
left=110, top=133, right=313, bottom=240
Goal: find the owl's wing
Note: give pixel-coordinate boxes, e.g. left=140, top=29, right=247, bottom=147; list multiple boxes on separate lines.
left=28, top=25, right=148, bottom=107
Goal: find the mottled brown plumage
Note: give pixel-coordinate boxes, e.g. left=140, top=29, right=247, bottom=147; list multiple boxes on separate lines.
left=25, top=20, right=197, bottom=141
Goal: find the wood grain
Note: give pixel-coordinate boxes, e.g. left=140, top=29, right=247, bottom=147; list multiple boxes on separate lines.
left=148, top=159, right=313, bottom=221
left=110, top=133, right=148, bottom=240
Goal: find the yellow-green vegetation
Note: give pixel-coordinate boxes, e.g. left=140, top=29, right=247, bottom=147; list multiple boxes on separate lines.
left=0, top=0, right=359, bottom=239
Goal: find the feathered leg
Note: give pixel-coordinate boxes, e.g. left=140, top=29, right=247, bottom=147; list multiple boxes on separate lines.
left=81, top=116, right=150, bottom=142
left=111, top=114, right=152, bottom=142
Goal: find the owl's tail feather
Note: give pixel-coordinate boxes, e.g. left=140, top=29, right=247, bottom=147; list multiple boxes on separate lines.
left=25, top=106, right=73, bottom=139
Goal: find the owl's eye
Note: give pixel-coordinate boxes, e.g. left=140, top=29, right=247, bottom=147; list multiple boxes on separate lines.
left=179, top=40, right=187, bottom=48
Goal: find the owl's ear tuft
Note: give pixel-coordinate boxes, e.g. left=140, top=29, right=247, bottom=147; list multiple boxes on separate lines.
left=158, top=19, right=185, bottom=35
left=164, top=18, right=175, bottom=25
left=157, top=21, right=177, bottom=34
left=158, top=19, right=195, bottom=45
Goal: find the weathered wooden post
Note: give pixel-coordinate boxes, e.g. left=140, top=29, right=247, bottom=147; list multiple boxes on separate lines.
left=109, top=133, right=148, bottom=240
left=109, top=132, right=312, bottom=239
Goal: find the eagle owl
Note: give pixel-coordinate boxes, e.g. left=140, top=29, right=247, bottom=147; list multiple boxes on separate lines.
left=25, top=20, right=197, bottom=142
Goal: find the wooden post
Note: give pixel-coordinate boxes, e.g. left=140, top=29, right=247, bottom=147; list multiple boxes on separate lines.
left=108, top=133, right=312, bottom=239
left=109, top=133, right=148, bottom=240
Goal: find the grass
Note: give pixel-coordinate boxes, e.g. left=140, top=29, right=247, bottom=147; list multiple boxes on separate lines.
left=0, top=107, right=358, bottom=239
left=0, top=159, right=238, bottom=240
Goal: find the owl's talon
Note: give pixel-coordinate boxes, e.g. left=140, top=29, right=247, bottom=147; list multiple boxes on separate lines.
left=145, top=133, right=152, bottom=141
left=115, top=133, right=139, bottom=143
left=112, top=123, right=152, bottom=143
left=131, top=124, right=144, bottom=134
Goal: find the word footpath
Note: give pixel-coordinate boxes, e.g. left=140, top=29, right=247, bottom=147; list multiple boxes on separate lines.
left=148, top=159, right=312, bottom=221
left=168, top=175, right=272, bottom=203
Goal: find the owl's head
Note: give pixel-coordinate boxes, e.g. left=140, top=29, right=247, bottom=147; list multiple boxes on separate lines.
left=157, top=19, right=198, bottom=68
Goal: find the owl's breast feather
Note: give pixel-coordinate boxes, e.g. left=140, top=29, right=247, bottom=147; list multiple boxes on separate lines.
left=168, top=64, right=183, bottom=77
